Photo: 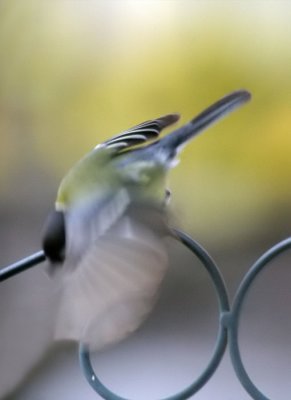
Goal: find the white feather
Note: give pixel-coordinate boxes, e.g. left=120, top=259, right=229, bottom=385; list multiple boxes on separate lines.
left=54, top=195, right=169, bottom=351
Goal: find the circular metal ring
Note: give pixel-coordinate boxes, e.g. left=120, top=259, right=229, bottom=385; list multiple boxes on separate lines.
left=79, top=228, right=230, bottom=399
left=228, top=237, right=291, bottom=400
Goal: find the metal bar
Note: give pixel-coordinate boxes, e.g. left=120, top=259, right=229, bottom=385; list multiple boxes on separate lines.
left=0, top=251, right=46, bottom=282
left=2, top=233, right=291, bottom=399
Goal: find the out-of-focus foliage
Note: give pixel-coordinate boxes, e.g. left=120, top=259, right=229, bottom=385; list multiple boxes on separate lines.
left=1, top=0, right=291, bottom=245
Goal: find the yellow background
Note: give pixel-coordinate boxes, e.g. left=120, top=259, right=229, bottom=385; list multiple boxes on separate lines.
left=1, top=1, right=291, bottom=247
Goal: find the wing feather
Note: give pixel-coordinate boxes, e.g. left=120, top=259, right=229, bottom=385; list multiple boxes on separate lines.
left=103, top=113, right=180, bottom=153
left=54, top=205, right=169, bottom=351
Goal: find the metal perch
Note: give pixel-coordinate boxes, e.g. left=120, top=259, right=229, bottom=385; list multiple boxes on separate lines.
left=1, top=230, right=291, bottom=399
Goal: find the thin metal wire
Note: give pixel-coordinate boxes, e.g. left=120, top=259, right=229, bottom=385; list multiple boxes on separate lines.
left=79, top=229, right=230, bottom=400
left=0, top=251, right=46, bottom=282
left=1, top=233, right=291, bottom=399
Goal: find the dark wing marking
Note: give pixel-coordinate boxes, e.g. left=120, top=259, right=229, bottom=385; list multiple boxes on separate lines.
left=103, top=114, right=180, bottom=152
left=42, top=210, right=66, bottom=263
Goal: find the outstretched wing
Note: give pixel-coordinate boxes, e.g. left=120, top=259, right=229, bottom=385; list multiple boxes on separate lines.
left=101, top=113, right=180, bottom=153
left=53, top=201, right=171, bottom=351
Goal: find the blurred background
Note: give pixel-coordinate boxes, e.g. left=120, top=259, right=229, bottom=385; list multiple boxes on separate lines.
left=1, top=1, right=291, bottom=399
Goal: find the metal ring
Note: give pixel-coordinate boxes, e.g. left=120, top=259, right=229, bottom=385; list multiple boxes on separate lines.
left=228, top=237, right=291, bottom=400
left=79, top=228, right=230, bottom=399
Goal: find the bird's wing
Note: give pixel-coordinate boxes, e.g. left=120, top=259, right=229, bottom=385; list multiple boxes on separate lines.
left=54, top=199, right=170, bottom=351
left=100, top=113, right=180, bottom=153
left=63, top=188, right=132, bottom=267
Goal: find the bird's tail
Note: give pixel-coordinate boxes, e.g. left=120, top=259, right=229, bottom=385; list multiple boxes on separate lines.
left=155, top=90, right=251, bottom=160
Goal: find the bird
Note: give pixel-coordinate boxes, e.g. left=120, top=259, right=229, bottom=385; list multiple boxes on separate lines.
left=42, top=90, right=251, bottom=351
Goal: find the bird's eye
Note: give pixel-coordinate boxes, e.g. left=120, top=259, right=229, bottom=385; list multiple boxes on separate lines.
left=42, top=210, right=66, bottom=263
